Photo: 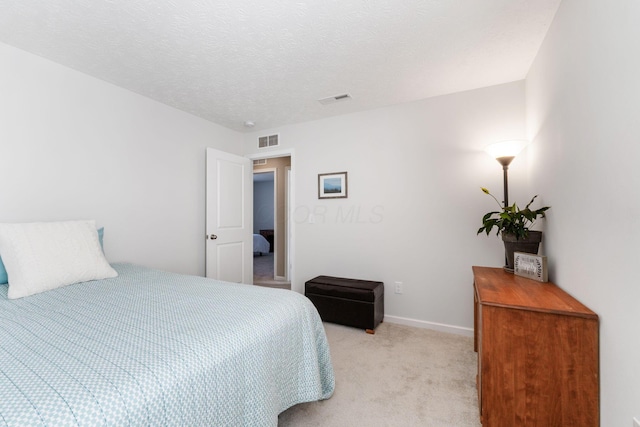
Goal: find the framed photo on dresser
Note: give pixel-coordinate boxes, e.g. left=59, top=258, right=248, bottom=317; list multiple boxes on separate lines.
left=513, top=252, right=548, bottom=282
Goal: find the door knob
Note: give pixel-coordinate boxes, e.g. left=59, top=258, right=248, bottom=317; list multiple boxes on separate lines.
left=207, top=234, right=218, bottom=240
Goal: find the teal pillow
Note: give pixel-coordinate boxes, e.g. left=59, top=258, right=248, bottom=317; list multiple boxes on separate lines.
left=98, top=227, right=104, bottom=252
left=0, top=227, right=105, bottom=285
left=0, top=255, right=7, bottom=284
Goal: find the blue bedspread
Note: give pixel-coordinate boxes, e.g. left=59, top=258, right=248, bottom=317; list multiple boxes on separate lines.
left=0, top=263, right=334, bottom=426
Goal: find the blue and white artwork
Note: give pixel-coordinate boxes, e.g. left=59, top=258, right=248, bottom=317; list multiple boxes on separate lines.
left=323, top=177, right=342, bottom=194
left=319, top=172, right=347, bottom=198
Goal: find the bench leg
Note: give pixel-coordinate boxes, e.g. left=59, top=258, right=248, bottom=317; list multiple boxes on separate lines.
left=365, top=329, right=375, bottom=334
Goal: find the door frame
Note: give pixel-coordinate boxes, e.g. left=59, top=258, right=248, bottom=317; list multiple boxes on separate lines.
left=284, top=166, right=291, bottom=282
left=246, top=148, right=295, bottom=288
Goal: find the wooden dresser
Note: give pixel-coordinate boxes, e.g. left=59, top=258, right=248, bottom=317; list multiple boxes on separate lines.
left=473, top=266, right=599, bottom=426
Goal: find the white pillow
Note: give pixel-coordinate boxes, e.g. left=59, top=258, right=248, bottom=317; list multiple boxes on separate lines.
left=0, top=220, right=118, bottom=299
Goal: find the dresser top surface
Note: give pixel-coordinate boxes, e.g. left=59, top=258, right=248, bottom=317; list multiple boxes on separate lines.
left=473, top=266, right=597, bottom=319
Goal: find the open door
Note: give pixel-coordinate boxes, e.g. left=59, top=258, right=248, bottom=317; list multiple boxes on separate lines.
left=205, top=148, right=252, bottom=283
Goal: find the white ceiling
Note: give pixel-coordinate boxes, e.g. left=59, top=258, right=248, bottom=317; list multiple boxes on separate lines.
left=0, top=1, right=561, bottom=132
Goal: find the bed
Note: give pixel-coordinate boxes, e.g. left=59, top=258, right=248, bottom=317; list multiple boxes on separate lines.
left=253, top=233, right=271, bottom=255
left=0, top=262, right=334, bottom=426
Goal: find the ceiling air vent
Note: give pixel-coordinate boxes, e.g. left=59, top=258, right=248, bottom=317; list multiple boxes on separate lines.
left=258, top=134, right=279, bottom=148
left=318, top=93, right=352, bottom=105
left=253, top=159, right=267, bottom=166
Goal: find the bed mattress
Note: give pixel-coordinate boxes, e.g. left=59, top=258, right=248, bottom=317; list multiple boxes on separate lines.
left=0, top=263, right=334, bottom=426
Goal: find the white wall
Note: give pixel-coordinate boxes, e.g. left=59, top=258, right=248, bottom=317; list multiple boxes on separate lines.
left=525, top=0, right=640, bottom=425
left=244, top=81, right=527, bottom=332
left=0, top=42, right=243, bottom=276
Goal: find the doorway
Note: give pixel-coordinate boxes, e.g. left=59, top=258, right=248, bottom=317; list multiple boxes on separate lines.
left=253, top=156, right=291, bottom=289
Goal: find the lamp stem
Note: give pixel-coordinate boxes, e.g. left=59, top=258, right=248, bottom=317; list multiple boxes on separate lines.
left=502, top=164, right=510, bottom=268
left=502, top=165, right=509, bottom=208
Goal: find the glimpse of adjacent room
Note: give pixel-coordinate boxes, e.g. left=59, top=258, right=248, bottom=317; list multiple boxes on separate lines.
left=253, top=156, right=291, bottom=289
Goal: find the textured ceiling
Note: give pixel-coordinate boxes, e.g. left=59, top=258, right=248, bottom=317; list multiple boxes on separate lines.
left=0, top=0, right=561, bottom=132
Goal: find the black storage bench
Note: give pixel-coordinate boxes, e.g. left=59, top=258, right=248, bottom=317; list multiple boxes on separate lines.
left=305, top=275, right=384, bottom=334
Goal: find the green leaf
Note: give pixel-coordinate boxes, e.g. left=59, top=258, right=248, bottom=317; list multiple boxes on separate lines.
left=478, top=192, right=550, bottom=240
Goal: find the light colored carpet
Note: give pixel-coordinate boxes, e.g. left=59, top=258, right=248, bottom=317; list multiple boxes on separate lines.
left=253, top=253, right=290, bottom=289
left=279, top=322, right=481, bottom=427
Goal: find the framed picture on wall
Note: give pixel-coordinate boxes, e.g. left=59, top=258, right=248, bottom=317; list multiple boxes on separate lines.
left=318, top=172, right=348, bottom=199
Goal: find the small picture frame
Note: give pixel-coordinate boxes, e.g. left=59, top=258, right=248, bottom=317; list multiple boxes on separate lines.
left=318, top=172, right=348, bottom=199
left=514, top=252, right=548, bottom=282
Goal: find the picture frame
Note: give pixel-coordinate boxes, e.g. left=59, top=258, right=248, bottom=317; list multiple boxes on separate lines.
left=318, top=172, right=348, bottom=199
left=514, top=252, right=548, bottom=282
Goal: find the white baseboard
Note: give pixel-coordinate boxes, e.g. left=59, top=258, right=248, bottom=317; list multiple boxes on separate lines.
left=383, top=315, right=474, bottom=337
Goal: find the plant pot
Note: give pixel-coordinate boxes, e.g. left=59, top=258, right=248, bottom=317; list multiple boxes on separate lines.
left=501, top=231, right=542, bottom=273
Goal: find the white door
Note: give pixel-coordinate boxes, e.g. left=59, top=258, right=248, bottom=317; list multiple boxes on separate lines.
left=206, top=148, right=252, bottom=283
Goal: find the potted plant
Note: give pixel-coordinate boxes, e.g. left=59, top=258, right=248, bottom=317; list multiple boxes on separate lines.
left=477, top=188, right=550, bottom=272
